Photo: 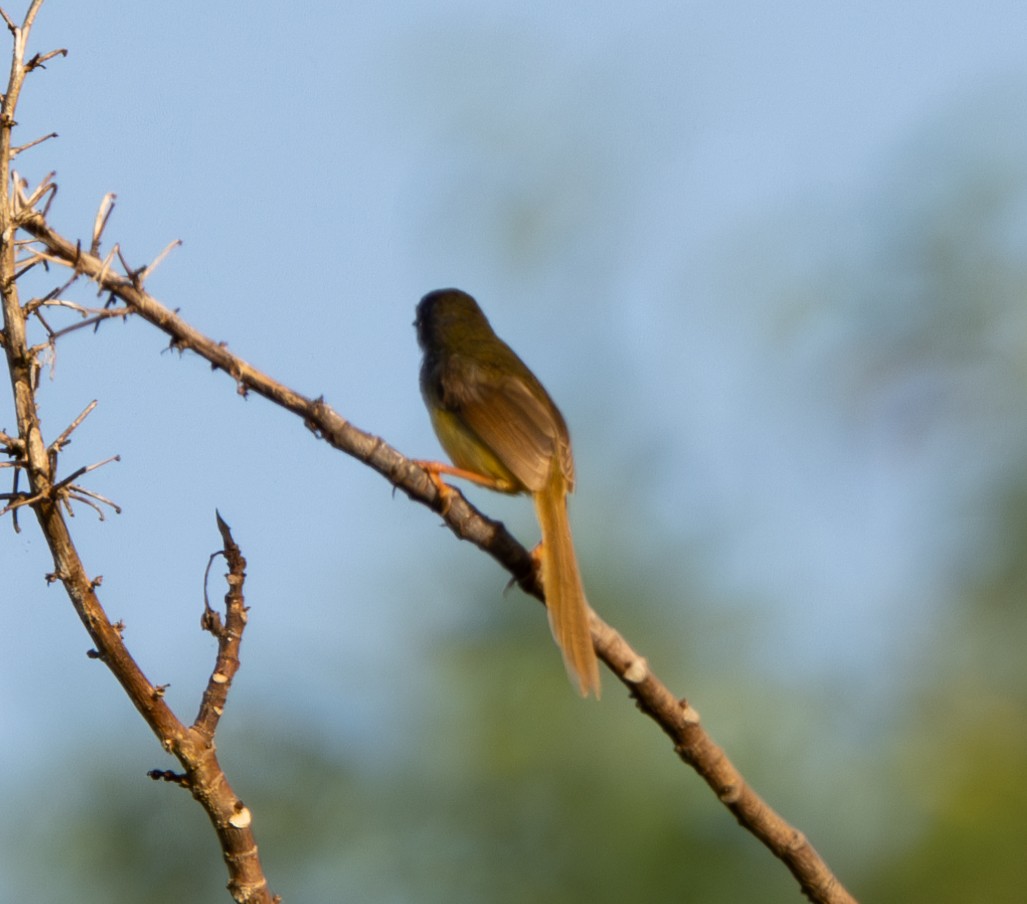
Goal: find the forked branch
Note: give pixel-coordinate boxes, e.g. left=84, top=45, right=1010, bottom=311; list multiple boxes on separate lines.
left=0, top=4, right=274, bottom=901
left=19, top=206, right=856, bottom=903
left=2, top=3, right=857, bottom=902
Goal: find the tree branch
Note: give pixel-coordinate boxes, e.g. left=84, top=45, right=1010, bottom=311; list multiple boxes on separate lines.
left=0, top=6, right=274, bottom=902
left=194, top=511, right=248, bottom=740
left=2, top=4, right=857, bottom=900
left=17, top=206, right=857, bottom=903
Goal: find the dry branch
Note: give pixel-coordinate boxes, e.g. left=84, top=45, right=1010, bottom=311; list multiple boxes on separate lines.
left=16, top=207, right=857, bottom=903
left=1, top=4, right=859, bottom=903
left=0, top=4, right=275, bottom=902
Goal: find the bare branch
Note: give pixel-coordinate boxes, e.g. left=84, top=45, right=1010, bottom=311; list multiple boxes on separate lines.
left=18, top=211, right=857, bottom=904
left=95, top=244, right=117, bottom=289
left=115, top=243, right=139, bottom=284
left=4, top=461, right=23, bottom=531
left=12, top=250, right=46, bottom=280
left=48, top=397, right=96, bottom=455
left=11, top=168, right=57, bottom=218
left=26, top=298, right=132, bottom=351
left=138, top=237, right=182, bottom=282
left=1, top=7, right=274, bottom=899
left=91, top=192, right=115, bottom=254
left=0, top=488, right=42, bottom=515
left=24, top=46, right=66, bottom=71
left=65, top=483, right=121, bottom=514
left=12, top=128, right=55, bottom=156
left=19, top=1, right=46, bottom=34
left=47, top=306, right=131, bottom=338
left=51, top=452, right=119, bottom=492
left=194, top=512, right=248, bottom=740
left=61, top=488, right=106, bottom=519
left=1, top=6, right=860, bottom=903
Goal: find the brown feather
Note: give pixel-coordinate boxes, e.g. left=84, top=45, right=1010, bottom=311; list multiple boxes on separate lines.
left=416, top=288, right=598, bottom=696
left=439, top=352, right=567, bottom=493
left=534, top=464, right=600, bottom=697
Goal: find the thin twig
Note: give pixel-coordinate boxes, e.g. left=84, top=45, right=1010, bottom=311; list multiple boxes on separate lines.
left=0, top=11, right=276, bottom=899
left=91, top=192, right=115, bottom=254
left=12, top=129, right=56, bottom=156
left=24, top=46, right=65, bottom=71
left=194, top=512, right=248, bottom=740
left=3, top=6, right=857, bottom=900
left=7, top=464, right=22, bottom=531
left=138, top=238, right=182, bottom=282
left=51, top=452, right=119, bottom=491
left=27, top=302, right=131, bottom=350
left=19, top=211, right=857, bottom=904
left=115, top=244, right=139, bottom=284
left=0, top=488, right=43, bottom=516
left=11, top=168, right=56, bottom=217
left=66, top=483, right=121, bottom=513
left=61, top=489, right=101, bottom=519
left=95, top=245, right=117, bottom=289
left=48, top=398, right=96, bottom=455
left=12, top=251, right=46, bottom=280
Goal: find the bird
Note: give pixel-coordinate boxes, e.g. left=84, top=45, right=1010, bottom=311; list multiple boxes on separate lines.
left=415, top=288, right=600, bottom=697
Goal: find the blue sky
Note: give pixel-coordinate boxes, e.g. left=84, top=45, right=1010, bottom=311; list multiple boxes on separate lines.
left=3, top=1, right=1027, bottom=892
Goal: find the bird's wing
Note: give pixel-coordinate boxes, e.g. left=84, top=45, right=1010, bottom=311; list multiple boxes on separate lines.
left=440, top=352, right=569, bottom=493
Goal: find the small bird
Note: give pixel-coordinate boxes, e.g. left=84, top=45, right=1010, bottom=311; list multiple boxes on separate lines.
left=415, top=288, right=600, bottom=697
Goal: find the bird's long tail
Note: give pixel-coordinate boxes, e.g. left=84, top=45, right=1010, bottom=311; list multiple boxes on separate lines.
left=533, top=472, right=601, bottom=697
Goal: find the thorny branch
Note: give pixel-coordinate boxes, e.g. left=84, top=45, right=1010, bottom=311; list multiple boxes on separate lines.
left=1, top=5, right=860, bottom=904
left=15, top=189, right=858, bottom=902
left=0, top=4, right=275, bottom=903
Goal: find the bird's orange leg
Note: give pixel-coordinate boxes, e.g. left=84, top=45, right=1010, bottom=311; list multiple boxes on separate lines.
left=414, top=460, right=511, bottom=513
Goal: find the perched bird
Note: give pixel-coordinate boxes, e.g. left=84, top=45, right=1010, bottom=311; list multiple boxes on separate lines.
left=415, top=288, right=600, bottom=697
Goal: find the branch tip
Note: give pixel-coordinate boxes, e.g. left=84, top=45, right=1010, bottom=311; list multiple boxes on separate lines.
left=12, top=129, right=56, bottom=157
left=91, top=192, right=116, bottom=253
left=25, top=46, right=67, bottom=71
left=138, top=238, right=181, bottom=281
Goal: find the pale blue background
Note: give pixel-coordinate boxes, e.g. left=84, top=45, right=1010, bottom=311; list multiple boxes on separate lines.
left=2, top=1, right=1026, bottom=900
